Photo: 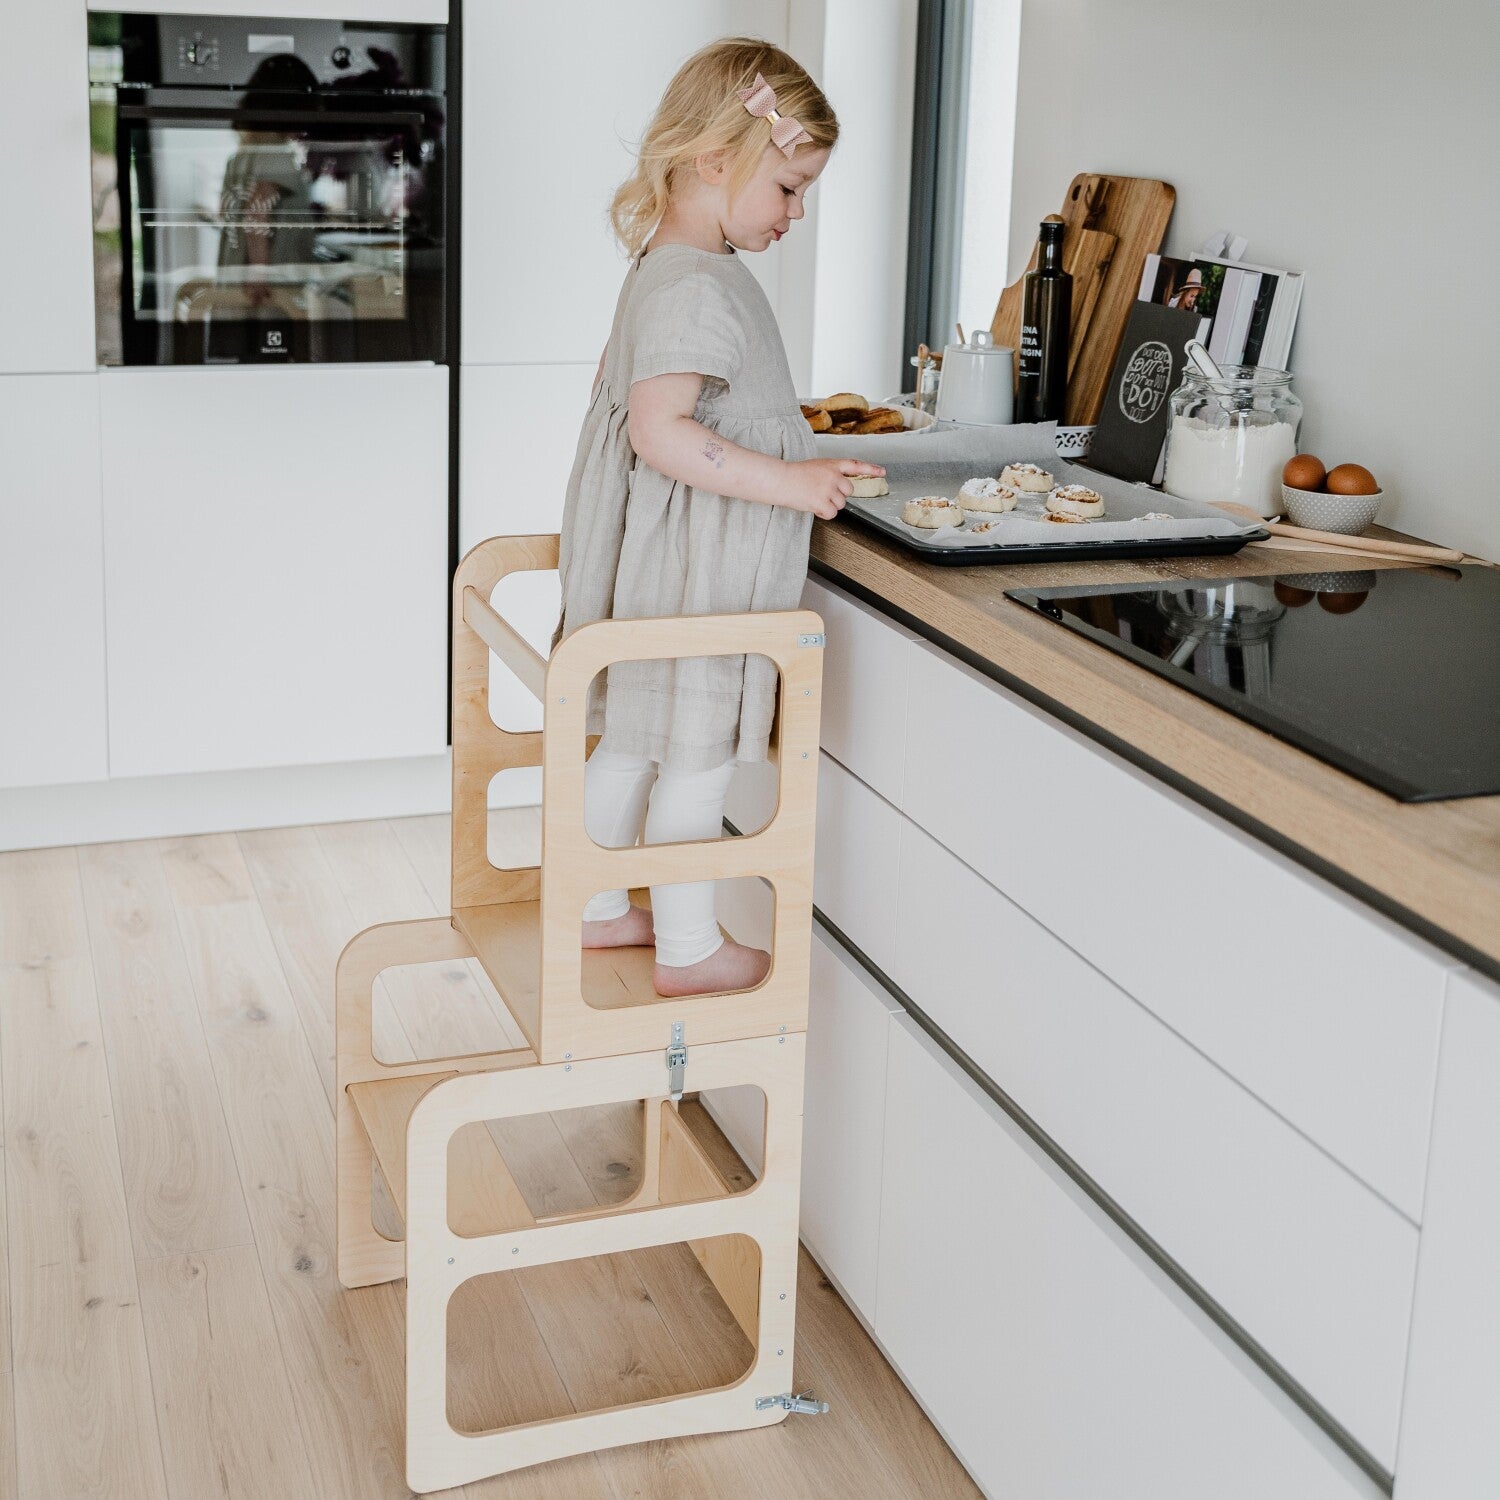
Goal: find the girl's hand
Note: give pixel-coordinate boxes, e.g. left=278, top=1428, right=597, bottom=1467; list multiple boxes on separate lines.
left=785, top=458, right=887, bottom=520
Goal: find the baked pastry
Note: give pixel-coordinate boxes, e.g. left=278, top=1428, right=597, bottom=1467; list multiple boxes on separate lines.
left=849, top=475, right=890, bottom=498
left=1045, top=484, right=1106, bottom=520
left=853, top=407, right=905, bottom=435
left=1135, top=512, right=1174, bottom=522
left=1000, top=462, right=1053, bottom=492
left=801, top=403, right=832, bottom=433
left=958, top=477, right=1018, bottom=513
left=829, top=419, right=860, bottom=433
left=818, top=392, right=869, bottom=413
left=902, top=496, right=964, bottom=529
left=1041, top=510, right=1088, bottom=524
left=968, top=519, right=1000, bottom=534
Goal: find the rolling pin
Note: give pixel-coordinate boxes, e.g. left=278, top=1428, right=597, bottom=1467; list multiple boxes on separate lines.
left=1209, top=502, right=1465, bottom=564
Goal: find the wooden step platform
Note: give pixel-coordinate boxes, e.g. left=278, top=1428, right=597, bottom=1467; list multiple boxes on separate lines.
left=347, top=1070, right=537, bottom=1237
left=346, top=1067, right=746, bottom=1256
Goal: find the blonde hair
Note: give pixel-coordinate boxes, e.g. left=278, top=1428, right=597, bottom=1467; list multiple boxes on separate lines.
left=610, top=37, right=838, bottom=257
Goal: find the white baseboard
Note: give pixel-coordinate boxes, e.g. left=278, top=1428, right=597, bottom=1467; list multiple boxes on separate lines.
left=0, top=754, right=543, bottom=852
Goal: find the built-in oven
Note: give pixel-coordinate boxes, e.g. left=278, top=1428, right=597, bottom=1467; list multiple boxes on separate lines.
left=88, top=12, right=447, bottom=365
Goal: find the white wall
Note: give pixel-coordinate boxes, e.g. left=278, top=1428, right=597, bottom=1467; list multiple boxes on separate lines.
left=1007, top=0, right=1500, bottom=561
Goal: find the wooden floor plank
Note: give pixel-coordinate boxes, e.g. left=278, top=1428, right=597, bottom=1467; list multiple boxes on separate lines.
left=237, top=825, right=410, bottom=1102
left=137, top=1246, right=315, bottom=1500
left=170, top=849, right=409, bottom=1499
left=3, top=825, right=977, bottom=1499
left=0, top=1046, right=13, bottom=1500
left=76, top=840, right=253, bottom=1259
left=0, top=850, right=169, bottom=1500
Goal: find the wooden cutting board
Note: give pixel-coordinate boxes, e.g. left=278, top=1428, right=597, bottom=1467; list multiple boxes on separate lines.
left=992, top=173, right=1175, bottom=425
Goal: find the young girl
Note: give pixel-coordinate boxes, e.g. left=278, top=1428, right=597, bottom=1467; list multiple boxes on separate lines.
left=554, top=37, right=883, bottom=999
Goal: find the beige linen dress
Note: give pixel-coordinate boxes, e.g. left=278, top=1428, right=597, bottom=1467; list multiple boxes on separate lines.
left=555, top=243, right=816, bottom=772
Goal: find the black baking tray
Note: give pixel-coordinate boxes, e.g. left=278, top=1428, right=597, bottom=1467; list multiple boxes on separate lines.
left=841, top=502, right=1270, bottom=566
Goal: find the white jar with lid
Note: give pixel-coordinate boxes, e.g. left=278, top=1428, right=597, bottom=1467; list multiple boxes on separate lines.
left=936, top=329, right=1015, bottom=426
left=1162, top=366, right=1303, bottom=517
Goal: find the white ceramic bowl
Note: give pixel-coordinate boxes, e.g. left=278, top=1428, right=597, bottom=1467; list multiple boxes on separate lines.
left=1281, top=484, right=1382, bottom=535
left=1054, top=425, right=1097, bottom=460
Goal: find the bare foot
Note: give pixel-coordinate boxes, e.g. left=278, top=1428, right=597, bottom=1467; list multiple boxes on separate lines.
left=582, top=904, right=655, bottom=949
left=653, top=939, right=771, bottom=998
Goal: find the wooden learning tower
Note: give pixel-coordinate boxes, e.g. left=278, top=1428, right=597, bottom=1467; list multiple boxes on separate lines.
left=335, top=534, right=827, bottom=1492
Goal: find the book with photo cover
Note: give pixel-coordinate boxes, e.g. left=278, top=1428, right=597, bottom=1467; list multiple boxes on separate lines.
left=1138, top=252, right=1304, bottom=368
left=1087, top=300, right=1202, bottom=483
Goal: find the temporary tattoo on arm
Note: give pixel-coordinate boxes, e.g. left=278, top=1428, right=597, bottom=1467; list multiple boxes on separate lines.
left=702, top=439, right=726, bottom=470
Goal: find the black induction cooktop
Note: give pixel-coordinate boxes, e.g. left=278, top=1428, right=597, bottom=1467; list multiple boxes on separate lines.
left=1007, top=565, right=1500, bottom=802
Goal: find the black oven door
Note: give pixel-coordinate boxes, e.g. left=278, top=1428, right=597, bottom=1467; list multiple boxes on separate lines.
left=96, top=89, right=445, bottom=365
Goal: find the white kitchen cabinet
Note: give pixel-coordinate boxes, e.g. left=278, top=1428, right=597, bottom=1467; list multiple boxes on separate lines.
left=894, top=812, right=1415, bottom=1466
left=3, top=6, right=95, bottom=372
left=876, top=1017, right=1379, bottom=1500
left=460, top=1, right=787, bottom=365
left=901, top=635, right=1449, bottom=1221
left=799, top=923, right=901, bottom=1322
left=458, top=363, right=595, bottom=555
left=0, top=374, right=109, bottom=788
left=100, top=365, right=449, bottom=778
left=1394, top=969, right=1500, bottom=1498
left=812, top=753, right=903, bottom=978
left=460, top=363, right=588, bottom=740
left=802, top=574, right=918, bottom=806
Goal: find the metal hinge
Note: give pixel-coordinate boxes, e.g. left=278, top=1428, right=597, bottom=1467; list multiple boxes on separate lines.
left=755, top=1391, right=829, bottom=1416
left=666, top=1021, right=687, bottom=1102
left=797, top=632, right=825, bottom=648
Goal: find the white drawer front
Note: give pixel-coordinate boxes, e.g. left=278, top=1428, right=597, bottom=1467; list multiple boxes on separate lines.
left=803, top=575, right=917, bottom=807
left=813, top=753, right=902, bottom=981
left=902, top=639, right=1447, bottom=1220
left=801, top=924, right=902, bottom=1321
left=877, top=1018, right=1378, bottom=1500
left=895, top=816, right=1415, bottom=1466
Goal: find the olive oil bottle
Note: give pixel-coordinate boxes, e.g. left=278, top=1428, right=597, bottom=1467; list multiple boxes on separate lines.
left=1017, top=219, right=1072, bottom=423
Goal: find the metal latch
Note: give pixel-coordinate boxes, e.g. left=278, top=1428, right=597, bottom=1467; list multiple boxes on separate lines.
left=666, top=1021, right=687, bottom=1102
left=755, top=1391, right=829, bottom=1416
left=797, top=632, right=825, bottom=648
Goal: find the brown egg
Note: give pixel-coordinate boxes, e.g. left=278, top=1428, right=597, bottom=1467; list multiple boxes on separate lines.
left=1274, top=580, right=1316, bottom=607
left=1318, top=590, right=1370, bottom=615
left=1282, top=454, right=1326, bottom=491
left=1325, top=463, right=1380, bottom=495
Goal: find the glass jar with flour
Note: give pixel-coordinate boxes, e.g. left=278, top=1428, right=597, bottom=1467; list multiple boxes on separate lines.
left=1162, top=367, right=1303, bottom=517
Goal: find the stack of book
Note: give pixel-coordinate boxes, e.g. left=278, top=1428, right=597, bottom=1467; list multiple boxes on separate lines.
left=1137, top=253, right=1304, bottom=371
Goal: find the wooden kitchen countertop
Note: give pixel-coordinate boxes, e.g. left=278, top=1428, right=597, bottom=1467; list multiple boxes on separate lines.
left=810, top=520, right=1500, bottom=978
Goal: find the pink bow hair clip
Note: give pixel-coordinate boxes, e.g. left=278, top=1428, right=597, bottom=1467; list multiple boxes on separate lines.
left=736, top=72, right=814, bottom=158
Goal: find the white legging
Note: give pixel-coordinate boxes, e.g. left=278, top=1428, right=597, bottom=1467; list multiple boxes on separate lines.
left=581, top=747, right=738, bottom=967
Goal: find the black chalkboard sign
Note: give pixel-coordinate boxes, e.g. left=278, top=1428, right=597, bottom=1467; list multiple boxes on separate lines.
left=1087, top=302, right=1202, bottom=483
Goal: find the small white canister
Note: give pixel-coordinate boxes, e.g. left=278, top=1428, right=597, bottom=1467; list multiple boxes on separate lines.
left=936, top=329, right=1015, bottom=425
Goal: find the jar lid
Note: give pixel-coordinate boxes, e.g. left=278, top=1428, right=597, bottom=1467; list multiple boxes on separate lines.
left=945, top=329, right=1013, bottom=357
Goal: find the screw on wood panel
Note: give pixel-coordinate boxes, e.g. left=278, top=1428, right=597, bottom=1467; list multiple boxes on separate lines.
left=447, top=1257, right=454, bottom=1265
left=512, top=1247, right=519, bottom=1255
left=564, top=1063, right=572, bottom=1071
left=564, top=1052, right=572, bottom=1059
left=779, top=1025, right=786, bottom=1033
left=801, top=752, right=808, bottom=759
left=777, top=1348, right=785, bottom=1356
left=779, top=1292, right=787, bottom=1301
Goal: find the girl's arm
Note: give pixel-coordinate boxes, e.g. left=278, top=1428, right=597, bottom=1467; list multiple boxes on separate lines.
left=629, top=372, right=884, bottom=521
